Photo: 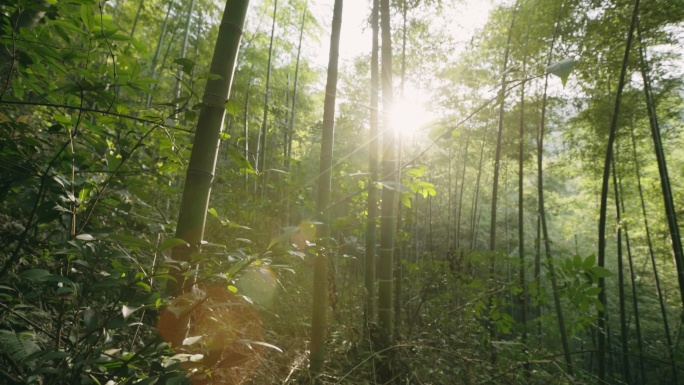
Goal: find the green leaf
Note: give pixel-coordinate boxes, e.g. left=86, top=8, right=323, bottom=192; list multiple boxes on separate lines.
left=135, top=282, right=151, bottom=292
left=227, top=285, right=238, bottom=293
left=573, top=255, right=582, bottom=270
left=208, top=208, right=219, bottom=218
left=585, top=287, right=602, bottom=296
left=19, top=269, right=51, bottom=281
left=582, top=254, right=596, bottom=270
left=80, top=5, right=95, bottom=33
left=545, top=57, right=577, bottom=87
left=589, top=266, right=613, bottom=278
left=227, top=148, right=254, bottom=173
left=174, top=58, right=195, bottom=76
left=158, top=238, right=188, bottom=252
left=225, top=257, right=256, bottom=281
left=224, top=99, right=241, bottom=117
left=0, top=330, right=40, bottom=368
left=401, top=193, right=412, bottom=209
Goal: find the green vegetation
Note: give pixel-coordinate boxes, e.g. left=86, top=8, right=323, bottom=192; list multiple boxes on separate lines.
left=1, top=0, right=684, bottom=383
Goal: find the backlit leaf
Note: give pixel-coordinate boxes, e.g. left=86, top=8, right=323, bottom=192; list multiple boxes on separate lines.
left=545, top=57, right=577, bottom=87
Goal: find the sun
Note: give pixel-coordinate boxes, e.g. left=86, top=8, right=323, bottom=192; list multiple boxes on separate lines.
left=389, top=87, right=435, bottom=138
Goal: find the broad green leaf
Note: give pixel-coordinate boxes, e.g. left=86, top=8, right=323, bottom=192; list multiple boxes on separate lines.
left=44, top=275, right=74, bottom=285
left=208, top=208, right=219, bottom=218
left=589, top=266, right=613, bottom=278
left=401, top=193, right=412, bottom=208
left=19, top=269, right=51, bottom=281
left=545, top=57, right=577, bottom=87
left=582, top=254, right=596, bottom=270
left=585, top=287, right=602, bottom=296
left=80, top=5, right=95, bottom=33
left=573, top=255, right=582, bottom=270
left=135, top=282, right=151, bottom=292
left=174, top=58, right=195, bottom=76
left=226, top=148, right=254, bottom=173
left=227, top=285, right=238, bottom=293
left=158, top=238, right=188, bottom=252
left=224, top=99, right=241, bottom=117
left=225, top=257, right=255, bottom=281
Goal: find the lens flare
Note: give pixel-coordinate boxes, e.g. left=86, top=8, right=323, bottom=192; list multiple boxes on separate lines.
left=157, top=284, right=263, bottom=384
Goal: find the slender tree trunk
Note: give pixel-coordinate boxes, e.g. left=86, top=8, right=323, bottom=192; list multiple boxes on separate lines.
left=637, top=22, right=684, bottom=309
left=256, top=0, right=278, bottom=175
left=534, top=213, right=541, bottom=340
left=286, top=3, right=307, bottom=172
left=596, top=1, right=639, bottom=381
left=470, top=127, right=488, bottom=251
left=616, top=144, right=646, bottom=384
left=537, top=0, right=573, bottom=374
left=378, top=0, right=396, bottom=338
left=175, top=0, right=196, bottom=101
left=612, top=158, right=631, bottom=384
left=517, top=52, right=528, bottom=377
left=244, top=66, right=254, bottom=191
left=169, top=0, right=249, bottom=297
left=629, top=121, right=678, bottom=383
left=393, top=0, right=408, bottom=337
left=487, top=6, right=518, bottom=362
left=145, top=1, right=173, bottom=108
left=365, top=0, right=380, bottom=327
left=490, top=2, right=516, bottom=257
left=455, top=130, right=471, bottom=250
left=128, top=0, right=144, bottom=39
left=310, top=0, right=343, bottom=372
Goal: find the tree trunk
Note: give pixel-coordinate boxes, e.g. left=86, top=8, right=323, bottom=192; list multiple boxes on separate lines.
left=393, top=0, right=408, bottom=338
left=175, top=0, right=196, bottom=101
left=629, top=120, right=678, bottom=383
left=470, top=126, right=488, bottom=251
left=309, top=0, right=343, bottom=372
left=145, top=1, right=173, bottom=108
left=537, top=0, right=573, bottom=374
left=256, top=0, right=278, bottom=175
left=378, top=0, right=396, bottom=338
left=364, top=0, right=380, bottom=327
left=455, top=129, right=471, bottom=250
left=169, top=0, right=249, bottom=294
left=596, top=1, right=639, bottom=381
left=616, top=145, right=646, bottom=383
left=612, top=158, right=631, bottom=384
left=286, top=3, right=307, bottom=172
left=636, top=22, right=684, bottom=310
left=517, top=51, right=528, bottom=377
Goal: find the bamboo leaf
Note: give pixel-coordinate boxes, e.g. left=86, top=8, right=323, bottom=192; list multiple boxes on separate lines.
left=545, top=57, right=577, bottom=87
left=159, top=238, right=188, bottom=252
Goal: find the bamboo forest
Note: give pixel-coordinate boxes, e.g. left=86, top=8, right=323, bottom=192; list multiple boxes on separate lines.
left=3, top=0, right=684, bottom=383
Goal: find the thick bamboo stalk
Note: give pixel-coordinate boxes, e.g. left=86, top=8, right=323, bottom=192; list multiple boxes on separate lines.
left=170, top=0, right=250, bottom=296
left=310, top=0, right=343, bottom=372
